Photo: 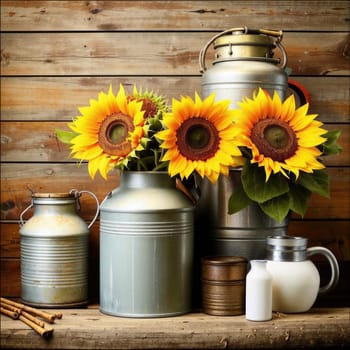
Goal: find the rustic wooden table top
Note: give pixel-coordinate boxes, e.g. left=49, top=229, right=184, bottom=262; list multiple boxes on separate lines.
left=1, top=307, right=349, bottom=349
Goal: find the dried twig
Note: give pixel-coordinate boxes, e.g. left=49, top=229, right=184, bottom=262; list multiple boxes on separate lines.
left=0, top=297, right=58, bottom=338
left=18, top=314, right=54, bottom=338
left=1, top=306, right=19, bottom=319
left=0, top=297, right=58, bottom=323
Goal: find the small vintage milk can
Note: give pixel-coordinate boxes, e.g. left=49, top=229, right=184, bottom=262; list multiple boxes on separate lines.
left=266, top=236, right=340, bottom=313
left=19, top=189, right=99, bottom=308
left=197, top=27, right=290, bottom=260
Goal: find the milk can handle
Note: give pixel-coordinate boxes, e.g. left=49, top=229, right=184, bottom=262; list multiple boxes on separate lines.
left=70, top=189, right=100, bottom=229
left=199, top=26, right=287, bottom=72
left=19, top=202, right=34, bottom=226
left=306, top=247, right=339, bottom=295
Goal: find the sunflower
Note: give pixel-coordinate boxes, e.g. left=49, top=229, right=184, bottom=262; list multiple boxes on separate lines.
left=122, top=86, right=169, bottom=171
left=156, top=92, right=244, bottom=183
left=233, top=88, right=327, bottom=181
left=67, top=84, right=145, bottom=179
left=130, top=86, right=168, bottom=120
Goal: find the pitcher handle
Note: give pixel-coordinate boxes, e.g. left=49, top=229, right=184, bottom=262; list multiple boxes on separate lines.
left=70, top=189, right=100, bottom=229
left=307, top=247, right=339, bottom=295
left=19, top=201, right=34, bottom=226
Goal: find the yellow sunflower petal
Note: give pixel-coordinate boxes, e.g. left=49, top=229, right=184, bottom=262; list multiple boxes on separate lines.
left=280, top=94, right=296, bottom=122
left=72, top=144, right=103, bottom=160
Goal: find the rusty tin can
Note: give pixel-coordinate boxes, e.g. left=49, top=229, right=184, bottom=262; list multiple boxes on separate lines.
left=201, top=256, right=247, bottom=316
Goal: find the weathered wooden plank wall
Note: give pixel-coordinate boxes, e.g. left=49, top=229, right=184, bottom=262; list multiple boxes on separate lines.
left=1, top=1, right=349, bottom=305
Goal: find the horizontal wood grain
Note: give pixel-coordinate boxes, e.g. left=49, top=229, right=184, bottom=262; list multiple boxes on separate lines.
left=0, top=163, right=119, bottom=221
left=1, top=1, right=349, bottom=32
left=1, top=76, right=349, bottom=122
left=0, top=258, right=21, bottom=297
left=1, top=164, right=349, bottom=220
left=2, top=308, right=350, bottom=349
left=1, top=122, right=348, bottom=166
left=1, top=32, right=349, bottom=76
left=288, top=221, right=350, bottom=261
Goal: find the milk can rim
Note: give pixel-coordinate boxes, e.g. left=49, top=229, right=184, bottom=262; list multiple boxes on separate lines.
left=214, top=33, right=275, bottom=48
left=32, top=192, right=75, bottom=198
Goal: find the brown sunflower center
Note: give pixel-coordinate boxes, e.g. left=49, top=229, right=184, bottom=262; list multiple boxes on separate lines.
left=98, top=112, right=134, bottom=156
left=177, top=117, right=220, bottom=161
left=251, top=118, right=297, bottom=162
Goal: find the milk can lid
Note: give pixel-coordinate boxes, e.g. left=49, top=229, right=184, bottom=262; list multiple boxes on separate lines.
left=214, top=33, right=275, bottom=48
left=32, top=192, right=75, bottom=198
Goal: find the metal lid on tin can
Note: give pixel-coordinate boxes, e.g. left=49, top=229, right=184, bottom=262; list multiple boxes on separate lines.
left=201, top=256, right=247, bottom=282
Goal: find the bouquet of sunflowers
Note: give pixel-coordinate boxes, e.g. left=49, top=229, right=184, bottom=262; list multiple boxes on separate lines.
left=56, top=84, right=341, bottom=223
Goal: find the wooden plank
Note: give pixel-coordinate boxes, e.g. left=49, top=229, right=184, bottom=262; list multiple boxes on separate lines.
left=0, top=259, right=21, bottom=297
left=1, top=164, right=349, bottom=220
left=1, top=308, right=349, bottom=349
left=0, top=223, right=21, bottom=258
left=1, top=1, right=349, bottom=32
left=1, top=122, right=348, bottom=166
left=0, top=163, right=120, bottom=221
left=1, top=121, right=67, bottom=162
left=1, top=76, right=349, bottom=123
left=0, top=77, right=201, bottom=121
left=1, top=32, right=349, bottom=76
left=288, top=221, right=350, bottom=261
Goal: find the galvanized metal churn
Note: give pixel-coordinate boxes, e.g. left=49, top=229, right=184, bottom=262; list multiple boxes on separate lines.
left=99, top=171, right=194, bottom=317
left=197, top=27, right=290, bottom=260
left=19, top=189, right=99, bottom=308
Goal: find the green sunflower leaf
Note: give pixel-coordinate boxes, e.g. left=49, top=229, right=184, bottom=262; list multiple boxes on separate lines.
left=259, top=193, right=290, bottom=223
left=321, top=130, right=342, bottom=156
left=297, top=170, right=330, bottom=198
left=242, top=162, right=289, bottom=203
left=55, top=129, right=77, bottom=144
left=288, top=183, right=311, bottom=217
left=228, top=186, right=252, bottom=214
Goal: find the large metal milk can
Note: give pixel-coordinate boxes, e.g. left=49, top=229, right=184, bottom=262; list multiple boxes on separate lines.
left=197, top=27, right=289, bottom=260
left=99, top=171, right=194, bottom=317
left=200, top=26, right=288, bottom=103
left=19, top=190, right=99, bottom=308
